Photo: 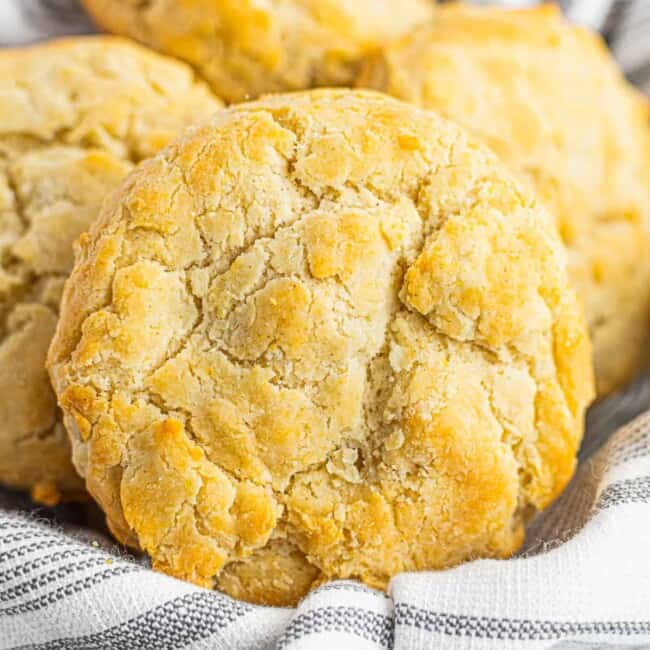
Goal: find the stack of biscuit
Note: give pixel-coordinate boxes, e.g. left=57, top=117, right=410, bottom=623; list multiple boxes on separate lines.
left=0, top=1, right=647, bottom=607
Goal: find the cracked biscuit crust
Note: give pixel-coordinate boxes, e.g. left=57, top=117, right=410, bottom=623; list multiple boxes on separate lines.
left=49, top=90, right=594, bottom=605
left=0, top=36, right=222, bottom=504
left=358, top=4, right=650, bottom=396
left=80, top=0, right=434, bottom=103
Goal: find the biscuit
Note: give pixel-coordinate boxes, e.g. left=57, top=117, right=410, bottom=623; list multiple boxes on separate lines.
left=80, top=0, right=434, bottom=103
left=358, top=4, right=650, bottom=396
left=49, top=89, right=594, bottom=605
left=0, top=36, right=223, bottom=505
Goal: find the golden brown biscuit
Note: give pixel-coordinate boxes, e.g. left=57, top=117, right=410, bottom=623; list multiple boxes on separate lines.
left=0, top=36, right=223, bottom=505
left=80, top=0, right=434, bottom=103
left=49, top=89, right=594, bottom=605
left=359, top=4, right=650, bottom=396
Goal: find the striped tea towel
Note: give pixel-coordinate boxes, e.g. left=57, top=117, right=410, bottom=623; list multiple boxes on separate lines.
left=1, top=409, right=648, bottom=650
left=0, top=1, right=650, bottom=649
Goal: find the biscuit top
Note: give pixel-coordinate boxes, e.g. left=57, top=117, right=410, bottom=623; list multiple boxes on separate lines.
left=49, top=90, right=594, bottom=604
left=0, top=36, right=221, bottom=161
left=0, top=37, right=222, bottom=502
left=360, top=4, right=650, bottom=243
left=81, top=0, right=434, bottom=102
left=359, top=4, right=650, bottom=395
left=0, top=36, right=221, bottom=284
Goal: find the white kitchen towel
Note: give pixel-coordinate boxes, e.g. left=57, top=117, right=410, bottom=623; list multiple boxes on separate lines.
left=0, top=409, right=648, bottom=650
left=1, top=1, right=650, bottom=649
